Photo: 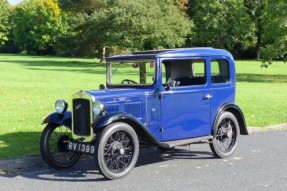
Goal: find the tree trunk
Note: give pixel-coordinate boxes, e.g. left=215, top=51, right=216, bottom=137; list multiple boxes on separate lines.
left=255, top=22, right=262, bottom=60
left=100, top=46, right=106, bottom=63
left=139, top=63, right=146, bottom=84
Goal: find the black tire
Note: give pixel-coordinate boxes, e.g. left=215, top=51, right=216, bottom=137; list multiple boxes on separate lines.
left=210, top=112, right=239, bottom=158
left=40, top=123, right=81, bottom=169
left=95, top=122, right=139, bottom=179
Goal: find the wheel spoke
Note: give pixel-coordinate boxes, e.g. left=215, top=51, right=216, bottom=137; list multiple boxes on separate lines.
left=215, top=118, right=237, bottom=153
left=47, top=125, right=79, bottom=165
left=103, top=130, right=135, bottom=173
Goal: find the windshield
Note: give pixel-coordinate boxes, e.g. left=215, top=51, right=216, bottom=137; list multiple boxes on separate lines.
left=107, top=59, right=156, bottom=86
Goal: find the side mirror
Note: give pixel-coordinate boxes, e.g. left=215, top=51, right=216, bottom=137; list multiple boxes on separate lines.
left=99, top=84, right=105, bottom=90
left=163, top=83, right=170, bottom=91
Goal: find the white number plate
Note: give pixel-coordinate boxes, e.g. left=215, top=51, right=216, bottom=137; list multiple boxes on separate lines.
left=67, top=141, right=95, bottom=155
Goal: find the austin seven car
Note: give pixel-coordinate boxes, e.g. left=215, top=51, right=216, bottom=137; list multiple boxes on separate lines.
left=40, top=48, right=248, bottom=179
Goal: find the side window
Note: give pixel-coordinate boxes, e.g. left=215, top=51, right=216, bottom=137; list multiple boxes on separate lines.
left=211, top=59, right=230, bottom=84
left=162, top=59, right=206, bottom=87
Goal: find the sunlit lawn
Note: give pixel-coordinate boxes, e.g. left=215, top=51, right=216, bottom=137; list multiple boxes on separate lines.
left=0, top=54, right=286, bottom=159
left=0, top=54, right=106, bottom=159
left=235, top=61, right=287, bottom=127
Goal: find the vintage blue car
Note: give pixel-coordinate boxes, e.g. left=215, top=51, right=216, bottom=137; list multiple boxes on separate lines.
left=40, top=48, right=248, bottom=179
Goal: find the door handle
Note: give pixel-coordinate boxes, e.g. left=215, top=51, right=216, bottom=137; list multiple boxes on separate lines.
left=204, top=94, right=212, bottom=100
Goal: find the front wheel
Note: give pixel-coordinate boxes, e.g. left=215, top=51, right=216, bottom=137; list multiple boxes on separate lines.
left=210, top=112, right=239, bottom=158
left=40, top=123, right=81, bottom=168
left=95, top=122, right=139, bottom=179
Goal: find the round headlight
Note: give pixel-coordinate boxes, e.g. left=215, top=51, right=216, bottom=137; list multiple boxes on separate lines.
left=55, top=100, right=68, bottom=114
left=93, top=101, right=106, bottom=116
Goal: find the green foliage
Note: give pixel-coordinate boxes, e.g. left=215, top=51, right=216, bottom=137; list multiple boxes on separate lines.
left=259, top=1, right=287, bottom=66
left=0, top=0, right=11, bottom=46
left=54, top=12, right=84, bottom=56
left=12, top=0, right=67, bottom=54
left=244, top=0, right=287, bottom=64
left=59, top=0, right=107, bottom=13
left=189, top=0, right=254, bottom=57
left=0, top=0, right=286, bottom=64
left=56, top=0, right=112, bottom=56
left=74, top=0, right=191, bottom=55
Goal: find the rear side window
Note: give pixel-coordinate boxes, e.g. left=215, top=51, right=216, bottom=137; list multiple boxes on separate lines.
left=192, top=61, right=205, bottom=77
left=211, top=60, right=230, bottom=84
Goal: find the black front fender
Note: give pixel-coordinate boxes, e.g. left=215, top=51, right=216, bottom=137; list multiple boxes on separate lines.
left=42, top=111, right=72, bottom=129
left=92, top=112, right=167, bottom=147
left=92, top=112, right=140, bottom=129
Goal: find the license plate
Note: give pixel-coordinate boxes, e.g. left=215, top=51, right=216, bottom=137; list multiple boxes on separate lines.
left=67, top=141, right=95, bottom=155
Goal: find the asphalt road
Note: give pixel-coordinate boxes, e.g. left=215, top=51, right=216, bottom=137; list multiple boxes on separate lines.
left=0, top=130, right=286, bottom=191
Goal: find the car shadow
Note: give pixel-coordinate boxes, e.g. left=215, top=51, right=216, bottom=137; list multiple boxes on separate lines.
left=136, top=147, right=215, bottom=167
left=0, top=146, right=215, bottom=182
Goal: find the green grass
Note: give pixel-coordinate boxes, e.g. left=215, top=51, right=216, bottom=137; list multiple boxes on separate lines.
left=0, top=54, right=286, bottom=160
left=0, top=54, right=106, bottom=159
left=235, top=60, right=287, bottom=127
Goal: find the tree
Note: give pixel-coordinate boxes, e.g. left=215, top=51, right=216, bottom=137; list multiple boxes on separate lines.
left=68, top=0, right=191, bottom=57
left=188, top=0, right=254, bottom=58
left=244, top=0, right=287, bottom=65
left=0, top=0, right=11, bottom=46
left=12, top=0, right=67, bottom=54
left=59, top=0, right=107, bottom=13
left=244, top=0, right=268, bottom=60
left=260, top=1, right=287, bottom=66
left=56, top=0, right=114, bottom=56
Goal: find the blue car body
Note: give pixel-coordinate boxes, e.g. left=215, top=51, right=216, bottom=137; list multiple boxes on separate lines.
left=98, top=48, right=244, bottom=141
left=44, top=48, right=247, bottom=144
left=41, top=48, right=248, bottom=179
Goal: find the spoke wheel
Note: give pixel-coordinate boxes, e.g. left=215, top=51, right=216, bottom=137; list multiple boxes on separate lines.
left=40, top=123, right=81, bottom=168
left=95, top=122, right=139, bottom=179
left=210, top=112, right=239, bottom=158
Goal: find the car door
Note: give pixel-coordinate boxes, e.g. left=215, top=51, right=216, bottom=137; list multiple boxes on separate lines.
left=160, top=58, right=211, bottom=141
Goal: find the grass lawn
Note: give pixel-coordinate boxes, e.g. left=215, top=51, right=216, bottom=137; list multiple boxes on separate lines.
left=235, top=61, right=287, bottom=127
left=0, top=54, right=286, bottom=160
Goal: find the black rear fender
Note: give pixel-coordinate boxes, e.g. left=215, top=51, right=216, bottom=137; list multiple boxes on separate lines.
left=213, top=103, right=248, bottom=135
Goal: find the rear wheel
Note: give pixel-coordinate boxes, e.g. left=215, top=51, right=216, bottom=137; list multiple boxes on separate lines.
left=40, top=123, right=81, bottom=168
left=95, top=122, right=139, bottom=179
left=210, top=112, right=239, bottom=158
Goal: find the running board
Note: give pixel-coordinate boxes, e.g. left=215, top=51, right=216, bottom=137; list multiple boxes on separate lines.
left=159, top=136, right=213, bottom=149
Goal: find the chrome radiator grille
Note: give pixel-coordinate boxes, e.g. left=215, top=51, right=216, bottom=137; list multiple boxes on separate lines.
left=73, top=98, right=91, bottom=136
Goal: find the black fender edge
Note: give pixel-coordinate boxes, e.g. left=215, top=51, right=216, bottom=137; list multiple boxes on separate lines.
left=41, top=111, right=72, bottom=129
left=92, top=112, right=168, bottom=148
left=213, top=103, right=248, bottom=135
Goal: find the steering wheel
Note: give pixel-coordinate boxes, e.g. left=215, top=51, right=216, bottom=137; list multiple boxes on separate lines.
left=121, top=79, right=138, bottom=84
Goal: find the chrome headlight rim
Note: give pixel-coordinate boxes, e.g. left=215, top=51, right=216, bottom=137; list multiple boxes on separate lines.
left=55, top=99, right=68, bottom=114
left=93, top=101, right=106, bottom=116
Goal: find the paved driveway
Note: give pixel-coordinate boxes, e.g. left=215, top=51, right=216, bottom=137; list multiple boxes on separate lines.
left=0, top=130, right=286, bottom=191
